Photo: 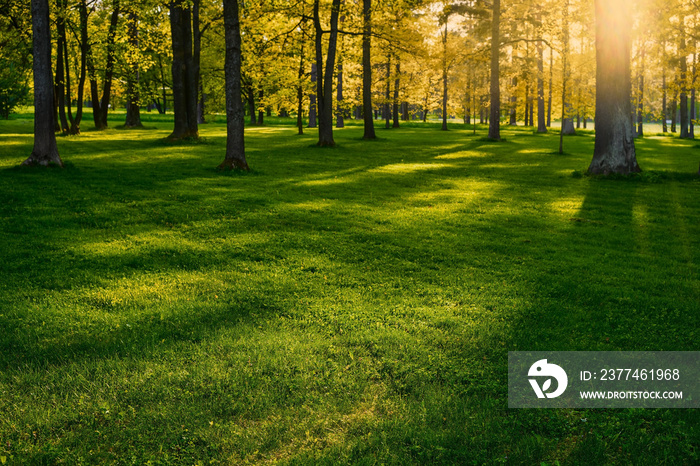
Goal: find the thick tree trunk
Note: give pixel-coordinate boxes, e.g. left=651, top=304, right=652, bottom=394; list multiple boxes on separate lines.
left=124, top=11, right=143, bottom=128
left=313, top=0, right=341, bottom=146
left=488, top=0, right=501, bottom=140
left=218, top=0, right=248, bottom=170
left=589, top=0, right=640, bottom=175
left=25, top=0, right=62, bottom=167
left=362, top=0, right=377, bottom=139
left=168, top=0, right=198, bottom=140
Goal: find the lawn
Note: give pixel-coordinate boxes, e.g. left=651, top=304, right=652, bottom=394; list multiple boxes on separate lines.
left=0, top=111, right=699, bottom=464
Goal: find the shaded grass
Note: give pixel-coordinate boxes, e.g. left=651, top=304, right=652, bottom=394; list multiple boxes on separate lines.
left=0, top=112, right=699, bottom=464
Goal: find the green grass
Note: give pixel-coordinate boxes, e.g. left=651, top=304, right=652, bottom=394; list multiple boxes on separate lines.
left=0, top=110, right=699, bottom=465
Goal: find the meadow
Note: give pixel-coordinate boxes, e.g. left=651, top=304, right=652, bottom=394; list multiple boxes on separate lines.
left=0, top=111, right=698, bottom=464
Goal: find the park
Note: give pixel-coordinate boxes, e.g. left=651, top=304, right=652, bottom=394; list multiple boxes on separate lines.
left=1, top=0, right=700, bottom=464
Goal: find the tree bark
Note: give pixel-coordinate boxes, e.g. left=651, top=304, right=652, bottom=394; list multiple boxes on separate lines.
left=99, top=0, right=120, bottom=129
left=560, top=0, right=575, bottom=141
left=309, top=63, right=317, bottom=127
left=55, top=0, right=69, bottom=134
left=362, top=0, right=375, bottom=139
left=384, top=54, right=391, bottom=129
left=297, top=25, right=305, bottom=135
left=125, top=11, right=143, bottom=128
left=336, top=61, right=344, bottom=127
left=257, top=89, right=264, bottom=125
left=69, top=0, right=88, bottom=135
left=441, top=19, right=448, bottom=131
left=637, top=46, right=644, bottom=137
left=393, top=60, right=400, bottom=128
left=680, top=22, right=689, bottom=139
left=313, top=0, right=341, bottom=146
left=547, top=47, right=553, bottom=127
left=691, top=51, right=696, bottom=139
left=218, top=0, right=248, bottom=171
left=24, top=0, right=62, bottom=167
left=488, top=0, right=500, bottom=140
left=168, top=0, right=198, bottom=140
left=662, top=40, right=667, bottom=132
left=588, top=0, right=640, bottom=175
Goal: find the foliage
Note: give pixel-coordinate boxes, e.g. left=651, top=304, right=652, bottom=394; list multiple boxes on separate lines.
left=0, top=59, right=29, bottom=119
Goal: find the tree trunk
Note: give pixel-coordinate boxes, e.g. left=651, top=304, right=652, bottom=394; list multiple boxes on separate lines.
left=218, top=0, right=248, bottom=170
left=99, top=0, right=119, bottom=129
left=441, top=20, right=448, bottom=131
left=193, top=0, right=205, bottom=124
left=588, top=0, right=640, bottom=175
left=547, top=47, right=553, bottom=128
left=637, top=46, right=644, bottom=137
left=362, top=0, right=376, bottom=141
left=297, top=26, right=305, bottom=135
left=560, top=0, right=575, bottom=142
left=488, top=0, right=501, bottom=140
left=691, top=50, right=696, bottom=139
left=384, top=54, right=391, bottom=129
left=672, top=89, right=678, bottom=133
left=257, top=89, right=264, bottom=125
left=309, top=63, right=317, bottom=127
left=62, top=22, right=74, bottom=129
left=680, top=23, right=689, bottom=139
left=69, top=0, right=88, bottom=135
left=124, top=11, right=143, bottom=128
left=313, top=0, right=341, bottom=146
left=168, top=0, right=198, bottom=140
left=336, top=61, right=344, bottom=127
left=662, top=40, right=667, bottom=132
left=55, top=0, right=69, bottom=134
left=509, top=76, right=517, bottom=125
left=24, top=0, right=62, bottom=167
left=393, top=60, right=400, bottom=128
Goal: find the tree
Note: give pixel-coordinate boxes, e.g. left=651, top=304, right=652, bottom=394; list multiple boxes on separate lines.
left=124, top=8, right=143, bottom=128
left=588, top=0, right=640, bottom=175
left=313, top=0, right=342, bottom=146
left=217, top=0, right=248, bottom=171
left=87, top=0, right=120, bottom=130
left=362, top=0, right=376, bottom=139
left=488, top=0, right=500, bottom=140
left=23, top=0, right=62, bottom=167
left=169, top=0, right=199, bottom=139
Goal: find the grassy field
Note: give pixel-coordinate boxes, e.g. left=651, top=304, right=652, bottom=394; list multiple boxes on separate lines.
left=0, top=111, right=699, bottom=465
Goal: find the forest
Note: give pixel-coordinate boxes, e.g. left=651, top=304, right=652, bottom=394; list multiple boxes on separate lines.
left=0, top=0, right=699, bottom=464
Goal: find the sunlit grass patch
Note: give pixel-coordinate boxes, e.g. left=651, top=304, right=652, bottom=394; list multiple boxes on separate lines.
left=0, top=112, right=698, bottom=464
